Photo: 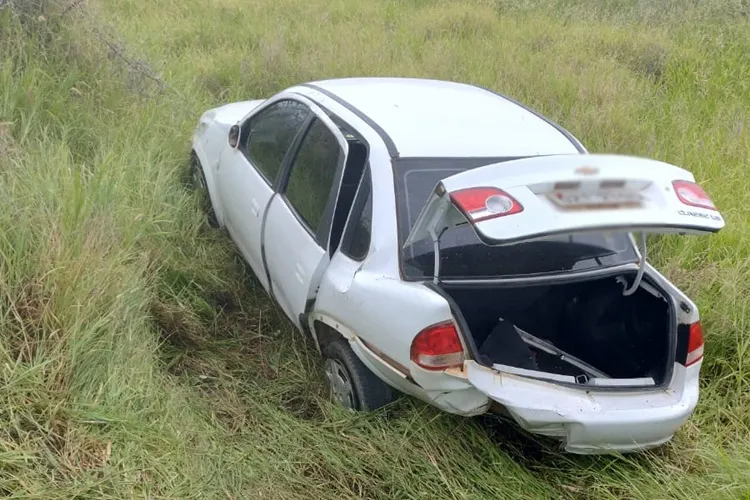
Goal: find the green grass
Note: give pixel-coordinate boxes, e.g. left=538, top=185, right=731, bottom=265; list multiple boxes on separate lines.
left=1, top=0, right=749, bottom=497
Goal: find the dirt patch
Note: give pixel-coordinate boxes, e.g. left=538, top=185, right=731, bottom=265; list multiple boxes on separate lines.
left=208, top=289, right=238, bottom=313
left=278, top=388, right=324, bottom=422
left=152, top=289, right=330, bottom=426
left=150, top=300, right=203, bottom=350
left=151, top=281, right=282, bottom=380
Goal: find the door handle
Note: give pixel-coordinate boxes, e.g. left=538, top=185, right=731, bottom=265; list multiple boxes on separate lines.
left=250, top=199, right=260, bottom=217
left=294, top=263, right=304, bottom=284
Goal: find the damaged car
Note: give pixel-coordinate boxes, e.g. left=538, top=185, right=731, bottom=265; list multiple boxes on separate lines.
left=190, top=77, right=723, bottom=454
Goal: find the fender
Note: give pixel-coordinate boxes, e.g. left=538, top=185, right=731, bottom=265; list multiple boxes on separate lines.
left=308, top=312, right=487, bottom=413
left=190, top=99, right=267, bottom=227
left=308, top=311, right=412, bottom=382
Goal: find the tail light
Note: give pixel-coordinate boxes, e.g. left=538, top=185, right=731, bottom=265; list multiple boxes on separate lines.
left=672, top=180, right=717, bottom=211
left=685, top=321, right=704, bottom=367
left=449, top=187, right=524, bottom=223
left=410, top=321, right=465, bottom=370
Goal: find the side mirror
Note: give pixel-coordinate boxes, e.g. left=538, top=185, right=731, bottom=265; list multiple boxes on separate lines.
left=228, top=124, right=240, bottom=148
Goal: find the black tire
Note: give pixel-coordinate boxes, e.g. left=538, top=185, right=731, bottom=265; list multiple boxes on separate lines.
left=323, top=340, right=394, bottom=411
left=189, top=153, right=219, bottom=228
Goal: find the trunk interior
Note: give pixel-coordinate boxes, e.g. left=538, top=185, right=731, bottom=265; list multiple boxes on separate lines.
left=443, top=273, right=673, bottom=387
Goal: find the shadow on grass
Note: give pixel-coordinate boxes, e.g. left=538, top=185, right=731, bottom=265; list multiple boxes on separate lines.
left=150, top=238, right=330, bottom=420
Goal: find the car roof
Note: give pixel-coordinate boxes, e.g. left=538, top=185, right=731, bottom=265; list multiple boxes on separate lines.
left=306, top=77, right=583, bottom=158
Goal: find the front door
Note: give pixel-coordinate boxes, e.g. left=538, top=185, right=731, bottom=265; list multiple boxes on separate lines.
left=263, top=115, right=349, bottom=328
left=216, top=99, right=310, bottom=291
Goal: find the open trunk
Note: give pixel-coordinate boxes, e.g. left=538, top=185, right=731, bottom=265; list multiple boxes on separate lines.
left=402, top=153, right=722, bottom=388
left=443, top=272, right=674, bottom=387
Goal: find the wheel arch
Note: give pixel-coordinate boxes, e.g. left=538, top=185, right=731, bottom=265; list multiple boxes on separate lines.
left=310, top=313, right=414, bottom=383
left=311, top=317, right=352, bottom=355
left=190, top=145, right=226, bottom=226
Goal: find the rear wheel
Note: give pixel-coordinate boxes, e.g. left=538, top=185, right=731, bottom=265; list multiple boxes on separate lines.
left=189, top=153, right=219, bottom=228
left=323, top=340, right=394, bottom=411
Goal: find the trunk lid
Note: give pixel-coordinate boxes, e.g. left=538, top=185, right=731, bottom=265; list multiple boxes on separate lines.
left=403, top=154, right=724, bottom=248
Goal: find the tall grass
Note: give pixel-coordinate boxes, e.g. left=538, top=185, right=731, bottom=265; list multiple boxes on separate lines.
left=1, top=0, right=749, bottom=497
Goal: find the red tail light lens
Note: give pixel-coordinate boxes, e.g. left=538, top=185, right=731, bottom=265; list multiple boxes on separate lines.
left=686, top=322, right=704, bottom=367
left=450, top=187, right=524, bottom=222
left=410, top=321, right=465, bottom=370
left=672, top=180, right=716, bottom=211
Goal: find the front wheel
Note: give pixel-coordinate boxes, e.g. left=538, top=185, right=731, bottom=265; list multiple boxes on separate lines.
left=189, top=153, right=219, bottom=228
left=323, top=340, right=394, bottom=411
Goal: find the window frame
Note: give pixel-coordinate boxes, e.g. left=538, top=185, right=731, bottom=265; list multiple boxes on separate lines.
left=318, top=108, right=371, bottom=258
left=277, top=116, right=347, bottom=249
left=338, top=165, right=373, bottom=262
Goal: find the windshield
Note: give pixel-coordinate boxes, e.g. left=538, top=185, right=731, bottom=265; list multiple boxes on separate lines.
left=393, top=157, right=639, bottom=279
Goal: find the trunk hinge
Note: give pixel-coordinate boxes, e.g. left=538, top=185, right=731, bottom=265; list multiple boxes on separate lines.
left=428, top=203, right=450, bottom=285
left=622, top=232, right=647, bottom=296
left=429, top=226, right=442, bottom=285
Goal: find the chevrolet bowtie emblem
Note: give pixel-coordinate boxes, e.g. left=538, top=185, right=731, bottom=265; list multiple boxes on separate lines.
left=575, top=166, right=599, bottom=175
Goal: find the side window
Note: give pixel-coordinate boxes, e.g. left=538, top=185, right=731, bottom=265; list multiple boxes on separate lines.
left=284, top=118, right=342, bottom=234
left=242, top=100, right=309, bottom=184
left=340, top=170, right=372, bottom=260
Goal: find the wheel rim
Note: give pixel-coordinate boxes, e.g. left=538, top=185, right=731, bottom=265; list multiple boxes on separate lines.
left=192, top=161, right=207, bottom=191
left=324, top=359, right=356, bottom=410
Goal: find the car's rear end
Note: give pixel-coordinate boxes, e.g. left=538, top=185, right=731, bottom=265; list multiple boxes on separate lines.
left=407, top=280, right=705, bottom=453
left=397, top=153, right=720, bottom=453
left=464, top=352, right=701, bottom=453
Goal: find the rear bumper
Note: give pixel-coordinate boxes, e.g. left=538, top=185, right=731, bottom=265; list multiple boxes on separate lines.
left=461, top=361, right=700, bottom=454
left=509, top=383, right=698, bottom=454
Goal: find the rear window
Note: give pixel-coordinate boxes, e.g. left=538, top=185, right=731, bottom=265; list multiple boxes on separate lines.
left=394, top=157, right=639, bottom=279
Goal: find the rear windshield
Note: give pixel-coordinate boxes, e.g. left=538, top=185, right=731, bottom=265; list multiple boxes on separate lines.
left=394, top=157, right=639, bottom=279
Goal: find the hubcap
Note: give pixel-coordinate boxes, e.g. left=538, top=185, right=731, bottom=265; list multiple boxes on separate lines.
left=324, top=359, right=356, bottom=410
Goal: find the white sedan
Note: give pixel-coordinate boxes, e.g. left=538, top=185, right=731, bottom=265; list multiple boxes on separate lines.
left=190, top=77, right=723, bottom=454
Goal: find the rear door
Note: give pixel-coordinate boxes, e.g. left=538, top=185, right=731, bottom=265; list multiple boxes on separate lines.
left=404, top=154, right=724, bottom=250
left=216, top=99, right=310, bottom=291
left=263, top=112, right=349, bottom=328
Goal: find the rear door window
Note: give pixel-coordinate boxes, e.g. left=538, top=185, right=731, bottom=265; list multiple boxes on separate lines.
left=283, top=118, right=344, bottom=241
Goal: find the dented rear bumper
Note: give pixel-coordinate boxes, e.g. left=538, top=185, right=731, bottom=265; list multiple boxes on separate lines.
left=434, top=360, right=700, bottom=454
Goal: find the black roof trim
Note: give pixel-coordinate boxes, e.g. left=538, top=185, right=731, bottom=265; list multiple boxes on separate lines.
left=301, top=83, right=400, bottom=159
left=478, top=86, right=588, bottom=154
